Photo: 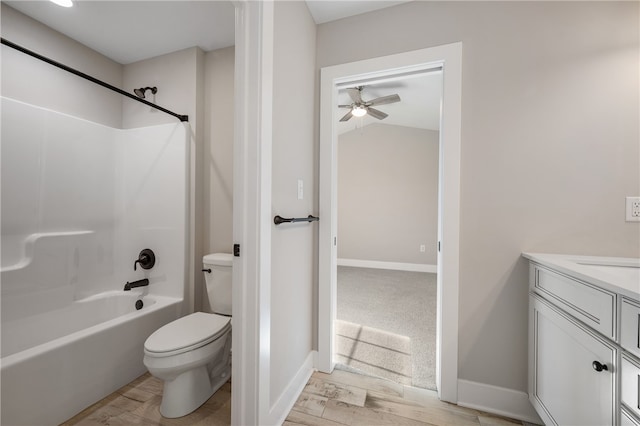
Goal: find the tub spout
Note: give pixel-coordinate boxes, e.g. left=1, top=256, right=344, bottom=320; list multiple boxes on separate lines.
left=124, top=278, right=149, bottom=291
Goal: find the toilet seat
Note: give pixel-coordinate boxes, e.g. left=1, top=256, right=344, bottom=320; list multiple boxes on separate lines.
left=144, top=312, right=231, bottom=358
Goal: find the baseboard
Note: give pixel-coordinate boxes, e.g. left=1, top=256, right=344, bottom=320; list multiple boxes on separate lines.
left=268, top=350, right=316, bottom=425
left=338, top=258, right=437, bottom=273
left=457, top=379, right=543, bottom=424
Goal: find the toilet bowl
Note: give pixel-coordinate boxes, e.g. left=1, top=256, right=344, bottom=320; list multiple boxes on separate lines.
left=143, top=253, right=233, bottom=418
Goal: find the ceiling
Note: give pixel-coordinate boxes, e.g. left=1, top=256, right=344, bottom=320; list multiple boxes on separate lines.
left=4, top=1, right=413, bottom=64
left=305, top=0, right=413, bottom=24
left=337, top=71, right=442, bottom=134
left=4, top=0, right=440, bottom=131
left=4, top=1, right=236, bottom=64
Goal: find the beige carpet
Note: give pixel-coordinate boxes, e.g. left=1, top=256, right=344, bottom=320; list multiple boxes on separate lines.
left=337, top=266, right=437, bottom=390
left=335, top=319, right=412, bottom=385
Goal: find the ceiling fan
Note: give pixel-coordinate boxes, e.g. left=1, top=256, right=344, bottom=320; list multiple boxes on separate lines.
left=338, top=86, right=401, bottom=122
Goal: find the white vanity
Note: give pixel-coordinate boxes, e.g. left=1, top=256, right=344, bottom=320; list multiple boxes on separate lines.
left=524, top=253, right=640, bottom=426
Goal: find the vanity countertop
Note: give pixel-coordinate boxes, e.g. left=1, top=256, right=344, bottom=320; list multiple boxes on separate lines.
left=523, top=253, right=640, bottom=301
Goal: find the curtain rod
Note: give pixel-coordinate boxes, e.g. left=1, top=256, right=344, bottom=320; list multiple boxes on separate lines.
left=1, top=38, right=189, bottom=123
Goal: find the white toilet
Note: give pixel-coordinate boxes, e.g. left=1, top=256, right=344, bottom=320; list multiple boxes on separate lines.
left=143, top=253, right=232, bottom=418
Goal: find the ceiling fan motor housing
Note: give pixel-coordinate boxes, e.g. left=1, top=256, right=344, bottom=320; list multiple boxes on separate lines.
left=338, top=86, right=400, bottom=122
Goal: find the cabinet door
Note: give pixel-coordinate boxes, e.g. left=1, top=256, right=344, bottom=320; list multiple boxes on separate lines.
left=622, top=408, right=640, bottom=426
left=529, top=294, right=617, bottom=426
left=622, top=355, right=640, bottom=419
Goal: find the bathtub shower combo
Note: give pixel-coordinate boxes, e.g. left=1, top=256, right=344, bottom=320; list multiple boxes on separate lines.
left=0, top=95, right=190, bottom=425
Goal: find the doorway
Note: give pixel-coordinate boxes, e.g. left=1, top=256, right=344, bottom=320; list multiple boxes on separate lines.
left=334, top=72, right=441, bottom=390
left=318, top=43, right=462, bottom=403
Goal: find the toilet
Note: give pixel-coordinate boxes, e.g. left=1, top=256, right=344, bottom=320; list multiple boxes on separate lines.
left=143, top=253, right=232, bottom=418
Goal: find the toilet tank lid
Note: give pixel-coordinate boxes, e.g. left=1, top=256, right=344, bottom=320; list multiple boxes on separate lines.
left=203, top=253, right=233, bottom=266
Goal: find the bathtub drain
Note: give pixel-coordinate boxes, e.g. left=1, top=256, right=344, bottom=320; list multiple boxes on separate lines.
left=135, top=300, right=143, bottom=310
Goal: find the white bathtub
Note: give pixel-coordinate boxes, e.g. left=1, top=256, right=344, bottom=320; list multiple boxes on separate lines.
left=1, top=291, right=183, bottom=425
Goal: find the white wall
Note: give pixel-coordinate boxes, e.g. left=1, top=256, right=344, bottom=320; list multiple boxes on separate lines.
left=121, top=47, right=200, bottom=129
left=270, top=0, right=317, bottom=407
left=1, top=4, right=123, bottom=128
left=204, top=47, right=235, bottom=257
left=122, top=47, right=204, bottom=311
left=1, top=98, right=117, bottom=310
left=1, top=98, right=188, bottom=317
left=317, top=1, right=640, bottom=393
left=338, top=124, right=439, bottom=265
left=2, top=1, right=234, bottom=315
left=1, top=7, right=193, bottom=307
left=116, top=123, right=189, bottom=301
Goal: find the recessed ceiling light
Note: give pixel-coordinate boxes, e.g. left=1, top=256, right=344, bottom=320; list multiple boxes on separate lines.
left=50, top=0, right=73, bottom=7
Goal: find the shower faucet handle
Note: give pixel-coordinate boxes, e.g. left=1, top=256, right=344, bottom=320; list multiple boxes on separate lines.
left=134, top=249, right=156, bottom=271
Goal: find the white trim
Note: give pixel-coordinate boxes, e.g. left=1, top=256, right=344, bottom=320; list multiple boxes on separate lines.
left=457, top=379, right=543, bottom=424
left=318, top=42, right=462, bottom=404
left=231, top=1, right=273, bottom=425
left=265, top=351, right=316, bottom=425
left=337, top=258, right=437, bottom=273
left=257, top=2, right=274, bottom=423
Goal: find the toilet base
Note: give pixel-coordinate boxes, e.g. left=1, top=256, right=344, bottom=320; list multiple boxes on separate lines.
left=159, top=363, right=231, bottom=418
left=160, top=365, right=212, bottom=418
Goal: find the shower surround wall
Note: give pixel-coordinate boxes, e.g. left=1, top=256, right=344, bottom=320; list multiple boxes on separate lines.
left=0, top=97, right=188, bottom=425
left=2, top=1, right=230, bottom=316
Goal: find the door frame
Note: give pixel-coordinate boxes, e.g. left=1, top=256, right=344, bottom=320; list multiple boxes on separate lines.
left=317, top=43, right=462, bottom=403
left=231, top=1, right=274, bottom=424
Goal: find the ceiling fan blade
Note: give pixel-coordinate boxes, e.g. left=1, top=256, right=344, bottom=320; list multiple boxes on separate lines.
left=346, top=88, right=363, bottom=104
left=367, top=94, right=401, bottom=106
left=339, top=110, right=354, bottom=122
left=367, top=107, right=388, bottom=120
left=338, top=104, right=353, bottom=109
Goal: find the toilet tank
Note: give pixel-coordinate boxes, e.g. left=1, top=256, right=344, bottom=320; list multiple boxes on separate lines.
left=203, top=253, right=233, bottom=316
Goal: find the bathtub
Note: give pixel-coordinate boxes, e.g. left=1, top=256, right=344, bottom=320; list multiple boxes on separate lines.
left=1, top=291, right=183, bottom=425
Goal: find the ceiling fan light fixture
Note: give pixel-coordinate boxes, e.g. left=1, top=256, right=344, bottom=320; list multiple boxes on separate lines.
left=352, top=106, right=367, bottom=117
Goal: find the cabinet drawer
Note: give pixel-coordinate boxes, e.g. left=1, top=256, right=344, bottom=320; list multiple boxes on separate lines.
left=533, top=265, right=616, bottom=339
left=622, top=298, right=640, bottom=358
left=622, top=355, right=640, bottom=419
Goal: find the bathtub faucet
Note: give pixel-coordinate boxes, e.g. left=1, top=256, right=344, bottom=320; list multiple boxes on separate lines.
left=124, top=278, right=149, bottom=291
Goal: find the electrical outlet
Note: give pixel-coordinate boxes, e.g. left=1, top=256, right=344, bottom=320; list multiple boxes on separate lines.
left=626, top=197, right=640, bottom=222
left=420, top=244, right=426, bottom=253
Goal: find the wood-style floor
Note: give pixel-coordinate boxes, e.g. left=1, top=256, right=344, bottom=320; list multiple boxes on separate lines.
left=286, top=369, right=524, bottom=426
left=62, top=369, right=524, bottom=426
left=62, top=373, right=231, bottom=425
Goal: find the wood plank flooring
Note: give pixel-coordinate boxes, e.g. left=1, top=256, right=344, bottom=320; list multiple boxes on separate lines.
left=61, top=373, right=231, bottom=425
left=61, top=369, right=525, bottom=426
left=285, top=370, right=525, bottom=426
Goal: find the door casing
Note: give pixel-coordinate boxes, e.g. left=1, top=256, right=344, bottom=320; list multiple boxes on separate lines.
left=317, top=42, right=462, bottom=403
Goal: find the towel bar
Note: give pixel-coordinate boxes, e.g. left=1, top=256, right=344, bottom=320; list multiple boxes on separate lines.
left=274, top=215, right=319, bottom=225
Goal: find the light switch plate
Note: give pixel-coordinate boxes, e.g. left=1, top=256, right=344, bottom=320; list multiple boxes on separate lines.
left=297, top=179, right=304, bottom=200
left=626, top=197, right=640, bottom=222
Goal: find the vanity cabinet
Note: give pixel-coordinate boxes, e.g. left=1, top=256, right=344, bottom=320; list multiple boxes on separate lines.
left=530, top=289, right=616, bottom=425
left=525, top=254, right=640, bottom=426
